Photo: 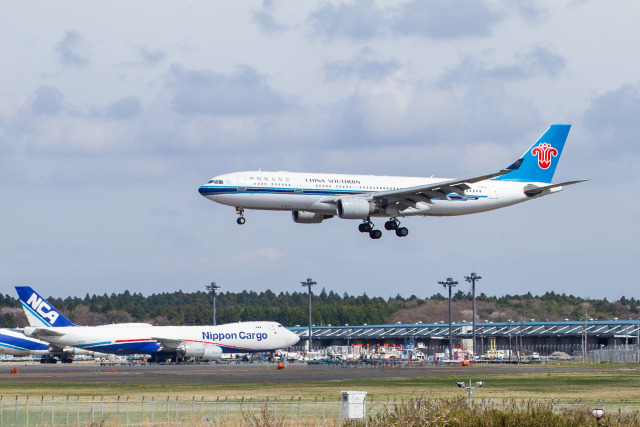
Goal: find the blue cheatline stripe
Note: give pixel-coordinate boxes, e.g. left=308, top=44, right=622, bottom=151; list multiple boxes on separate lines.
left=199, top=186, right=486, bottom=201
left=74, top=339, right=266, bottom=355
left=76, top=341, right=162, bottom=355
left=75, top=341, right=113, bottom=348
left=199, top=186, right=367, bottom=197
left=20, top=302, right=52, bottom=327
left=0, top=342, right=28, bottom=351
left=0, top=333, right=50, bottom=351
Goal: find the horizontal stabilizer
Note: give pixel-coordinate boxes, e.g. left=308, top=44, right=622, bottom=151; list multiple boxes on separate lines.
left=524, top=179, right=588, bottom=197
left=25, top=327, right=65, bottom=338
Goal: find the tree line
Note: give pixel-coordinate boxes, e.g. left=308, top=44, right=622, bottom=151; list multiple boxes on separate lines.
left=0, top=289, right=638, bottom=328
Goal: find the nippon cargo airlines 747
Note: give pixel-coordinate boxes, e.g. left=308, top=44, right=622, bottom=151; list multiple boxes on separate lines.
left=199, top=125, right=586, bottom=239
left=16, top=286, right=299, bottom=362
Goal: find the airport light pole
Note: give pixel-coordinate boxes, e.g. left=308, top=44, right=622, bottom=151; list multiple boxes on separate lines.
left=582, top=310, right=588, bottom=363
left=206, top=282, right=221, bottom=325
left=346, top=323, right=350, bottom=348
left=439, top=277, right=458, bottom=360
left=464, top=272, right=481, bottom=358
left=301, top=277, right=317, bottom=352
left=508, top=319, right=512, bottom=362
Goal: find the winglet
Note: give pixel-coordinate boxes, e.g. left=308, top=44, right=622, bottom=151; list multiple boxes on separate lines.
left=15, top=286, right=76, bottom=327
left=505, top=158, right=524, bottom=171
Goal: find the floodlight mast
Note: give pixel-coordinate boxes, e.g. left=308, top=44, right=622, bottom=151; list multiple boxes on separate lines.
left=301, top=277, right=317, bottom=352
left=464, top=272, right=481, bottom=358
left=438, top=277, right=458, bottom=360
left=206, top=282, right=221, bottom=325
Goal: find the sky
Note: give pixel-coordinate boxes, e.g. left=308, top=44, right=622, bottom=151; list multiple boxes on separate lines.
left=1, top=1, right=638, bottom=301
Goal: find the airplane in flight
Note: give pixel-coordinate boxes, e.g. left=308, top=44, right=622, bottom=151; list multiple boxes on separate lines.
left=16, top=286, right=300, bottom=362
left=0, top=328, right=106, bottom=363
left=199, top=125, right=586, bottom=239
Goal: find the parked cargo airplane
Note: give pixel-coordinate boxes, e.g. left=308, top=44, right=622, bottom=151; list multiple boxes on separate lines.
left=16, top=286, right=299, bottom=362
left=0, top=328, right=105, bottom=362
left=199, top=125, right=586, bottom=239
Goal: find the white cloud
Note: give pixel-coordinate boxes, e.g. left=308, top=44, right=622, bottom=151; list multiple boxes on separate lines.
left=324, top=48, right=400, bottom=82
left=307, top=0, right=388, bottom=41
left=252, top=0, right=290, bottom=34
left=438, top=46, right=565, bottom=89
left=30, top=86, right=65, bottom=115
left=105, top=96, right=142, bottom=120
left=391, top=0, right=503, bottom=39
left=55, top=31, right=89, bottom=67
left=583, top=84, right=640, bottom=156
left=169, top=64, right=292, bottom=116
left=0, top=1, right=639, bottom=301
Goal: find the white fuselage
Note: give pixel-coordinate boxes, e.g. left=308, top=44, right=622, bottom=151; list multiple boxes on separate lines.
left=0, top=328, right=50, bottom=356
left=23, top=321, right=299, bottom=356
left=199, top=171, right=551, bottom=218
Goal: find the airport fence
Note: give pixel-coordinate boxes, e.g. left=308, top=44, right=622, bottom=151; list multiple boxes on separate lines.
left=2, top=395, right=640, bottom=426
left=588, top=345, right=640, bottom=363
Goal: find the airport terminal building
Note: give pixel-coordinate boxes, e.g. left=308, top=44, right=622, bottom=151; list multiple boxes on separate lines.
left=290, top=320, right=640, bottom=360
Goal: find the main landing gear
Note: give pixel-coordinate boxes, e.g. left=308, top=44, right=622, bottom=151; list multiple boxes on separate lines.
left=384, top=218, right=409, bottom=237
left=359, top=218, right=409, bottom=239
left=358, top=220, right=382, bottom=239
left=235, top=207, right=246, bottom=225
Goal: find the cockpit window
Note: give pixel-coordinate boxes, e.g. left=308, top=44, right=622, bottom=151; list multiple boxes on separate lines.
left=207, top=179, right=224, bottom=184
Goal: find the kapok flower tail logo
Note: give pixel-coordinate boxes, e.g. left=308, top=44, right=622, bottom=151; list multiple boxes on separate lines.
left=531, top=142, right=558, bottom=169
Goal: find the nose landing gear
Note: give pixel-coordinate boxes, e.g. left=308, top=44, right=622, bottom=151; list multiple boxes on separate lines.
left=236, top=207, right=246, bottom=225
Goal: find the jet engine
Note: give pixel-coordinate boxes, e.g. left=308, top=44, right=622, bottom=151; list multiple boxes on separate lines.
left=177, top=342, right=223, bottom=360
left=62, top=347, right=103, bottom=357
left=337, top=198, right=376, bottom=219
left=292, top=211, right=334, bottom=224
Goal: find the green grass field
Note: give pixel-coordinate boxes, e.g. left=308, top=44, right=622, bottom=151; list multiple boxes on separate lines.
left=2, top=363, right=639, bottom=404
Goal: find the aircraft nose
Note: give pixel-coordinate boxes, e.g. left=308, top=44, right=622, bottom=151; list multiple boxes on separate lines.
left=285, top=329, right=300, bottom=347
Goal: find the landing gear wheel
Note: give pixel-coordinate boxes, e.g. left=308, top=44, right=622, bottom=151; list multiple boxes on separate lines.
left=369, top=229, right=382, bottom=239
left=384, top=219, right=399, bottom=230
left=395, top=227, right=409, bottom=237
left=359, top=221, right=372, bottom=233
left=237, top=217, right=246, bottom=225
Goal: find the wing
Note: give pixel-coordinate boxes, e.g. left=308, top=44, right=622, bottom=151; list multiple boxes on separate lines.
left=150, top=337, right=182, bottom=351
left=320, top=158, right=523, bottom=207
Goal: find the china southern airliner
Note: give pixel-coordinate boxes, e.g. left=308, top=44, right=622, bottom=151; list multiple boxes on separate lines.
left=199, top=125, right=585, bottom=239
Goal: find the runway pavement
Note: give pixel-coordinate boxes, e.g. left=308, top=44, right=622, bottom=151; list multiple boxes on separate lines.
left=0, top=361, right=601, bottom=384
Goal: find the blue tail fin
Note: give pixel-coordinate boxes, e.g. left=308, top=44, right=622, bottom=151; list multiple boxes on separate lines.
left=493, top=124, right=571, bottom=183
left=15, top=286, right=76, bottom=327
